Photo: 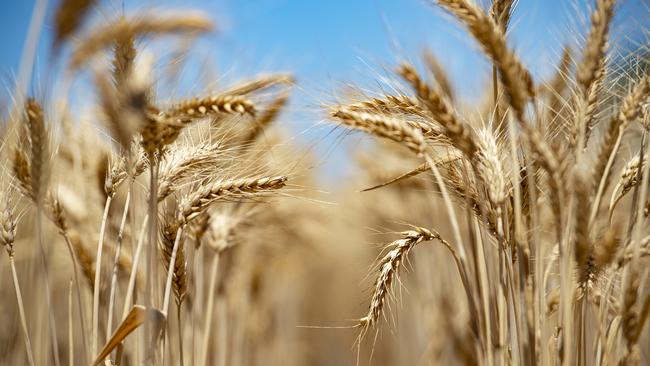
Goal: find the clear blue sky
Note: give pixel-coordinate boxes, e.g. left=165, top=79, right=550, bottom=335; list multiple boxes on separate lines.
left=1, top=0, right=648, bottom=183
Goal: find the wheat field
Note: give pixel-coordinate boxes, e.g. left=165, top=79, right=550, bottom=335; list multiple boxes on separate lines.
left=0, top=0, right=649, bottom=365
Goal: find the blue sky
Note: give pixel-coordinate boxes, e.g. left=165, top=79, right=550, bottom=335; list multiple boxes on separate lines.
left=1, top=0, right=648, bottom=183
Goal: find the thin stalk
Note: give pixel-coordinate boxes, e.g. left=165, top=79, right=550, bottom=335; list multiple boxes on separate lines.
left=9, top=256, right=35, bottom=366
left=92, top=195, right=113, bottom=356
left=589, top=128, right=624, bottom=228
left=60, top=233, right=89, bottom=363
left=472, top=215, right=493, bottom=363
left=144, top=161, right=159, bottom=361
left=121, top=214, right=149, bottom=320
left=36, top=210, right=61, bottom=366
left=163, top=221, right=188, bottom=365
left=578, top=295, right=587, bottom=366
left=178, top=305, right=185, bottom=366
left=68, top=280, right=74, bottom=366
left=107, top=192, right=132, bottom=340
left=424, top=153, right=480, bottom=337
left=560, top=199, right=573, bottom=366
left=200, top=252, right=221, bottom=366
left=162, top=226, right=184, bottom=316
left=424, top=154, right=468, bottom=264
left=191, top=244, right=204, bottom=365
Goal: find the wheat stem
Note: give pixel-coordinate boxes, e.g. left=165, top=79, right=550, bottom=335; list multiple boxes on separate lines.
left=60, top=232, right=90, bottom=363
left=121, top=215, right=149, bottom=320
left=162, top=226, right=184, bottom=317
left=68, top=280, right=74, bottom=366
left=107, top=191, right=131, bottom=341
left=92, top=195, right=113, bottom=356
left=200, top=252, right=220, bottom=366
left=144, top=160, right=159, bottom=361
left=9, top=256, right=35, bottom=366
left=36, top=210, right=62, bottom=366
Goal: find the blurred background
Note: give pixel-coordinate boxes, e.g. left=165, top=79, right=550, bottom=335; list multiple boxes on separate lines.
left=0, top=1, right=649, bottom=365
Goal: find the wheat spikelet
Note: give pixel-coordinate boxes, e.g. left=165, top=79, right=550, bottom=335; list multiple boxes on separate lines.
left=582, top=62, right=607, bottom=146
left=331, top=107, right=426, bottom=154
left=489, top=0, right=514, bottom=32
left=0, top=204, right=17, bottom=257
left=475, top=127, right=508, bottom=207
left=343, top=96, right=447, bottom=142
left=69, top=231, right=96, bottom=290
left=610, top=154, right=644, bottom=210
left=46, top=194, right=68, bottom=235
left=139, top=113, right=187, bottom=156
left=166, top=95, right=256, bottom=119
left=12, top=148, right=32, bottom=198
left=345, top=95, right=427, bottom=117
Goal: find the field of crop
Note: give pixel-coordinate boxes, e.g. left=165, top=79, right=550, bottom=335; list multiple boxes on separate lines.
left=0, top=0, right=649, bottom=365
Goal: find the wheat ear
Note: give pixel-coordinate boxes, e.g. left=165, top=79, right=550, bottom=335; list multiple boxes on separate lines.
left=70, top=12, right=214, bottom=70
left=589, top=75, right=650, bottom=227
left=179, top=176, right=288, bottom=224
left=576, top=0, right=615, bottom=96
left=52, top=0, right=95, bottom=49
left=398, top=63, right=477, bottom=157
left=166, top=95, right=256, bottom=119
left=437, top=0, right=534, bottom=121
left=359, top=227, right=462, bottom=333
left=331, top=107, right=426, bottom=155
